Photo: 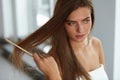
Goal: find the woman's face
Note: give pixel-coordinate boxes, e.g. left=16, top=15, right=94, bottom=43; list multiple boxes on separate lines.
left=65, top=7, right=92, bottom=43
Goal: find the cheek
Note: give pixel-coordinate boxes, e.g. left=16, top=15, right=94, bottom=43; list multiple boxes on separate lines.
left=85, top=24, right=92, bottom=32
left=65, top=28, right=73, bottom=35
left=65, top=27, right=75, bottom=36
left=86, top=26, right=91, bottom=31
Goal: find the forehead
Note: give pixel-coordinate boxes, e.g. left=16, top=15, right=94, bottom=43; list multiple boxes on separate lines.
left=67, top=7, right=91, bottom=20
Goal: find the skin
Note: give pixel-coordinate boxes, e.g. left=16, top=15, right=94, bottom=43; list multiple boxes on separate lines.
left=33, top=53, right=61, bottom=80
left=65, top=7, right=105, bottom=71
left=33, top=7, right=105, bottom=80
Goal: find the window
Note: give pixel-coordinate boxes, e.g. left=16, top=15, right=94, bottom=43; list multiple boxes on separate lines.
left=3, top=0, right=56, bottom=39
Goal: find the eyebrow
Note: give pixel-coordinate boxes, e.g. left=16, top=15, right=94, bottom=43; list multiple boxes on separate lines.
left=82, top=17, right=90, bottom=21
left=66, top=17, right=90, bottom=22
left=65, top=19, right=76, bottom=22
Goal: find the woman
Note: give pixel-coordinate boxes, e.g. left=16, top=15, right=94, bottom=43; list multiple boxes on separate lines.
left=11, top=0, right=109, bottom=80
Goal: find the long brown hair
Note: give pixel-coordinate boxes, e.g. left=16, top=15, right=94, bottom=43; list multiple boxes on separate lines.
left=10, top=0, right=94, bottom=80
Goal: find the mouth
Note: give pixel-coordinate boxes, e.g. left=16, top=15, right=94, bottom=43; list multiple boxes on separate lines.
left=75, top=34, right=85, bottom=39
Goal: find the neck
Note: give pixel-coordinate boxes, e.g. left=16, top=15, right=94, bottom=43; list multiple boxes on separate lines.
left=70, top=38, right=88, bottom=52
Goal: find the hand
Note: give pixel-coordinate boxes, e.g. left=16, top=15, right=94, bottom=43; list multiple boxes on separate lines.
left=33, top=53, right=61, bottom=80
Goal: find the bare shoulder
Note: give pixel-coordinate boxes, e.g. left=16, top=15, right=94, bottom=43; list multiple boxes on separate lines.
left=90, top=36, right=102, bottom=49
left=90, top=36, right=105, bottom=64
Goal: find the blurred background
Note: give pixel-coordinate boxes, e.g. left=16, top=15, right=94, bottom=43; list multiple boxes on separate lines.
left=0, top=0, right=120, bottom=80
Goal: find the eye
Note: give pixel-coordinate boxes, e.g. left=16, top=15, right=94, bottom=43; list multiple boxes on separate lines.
left=82, top=19, right=90, bottom=24
left=66, top=21, right=77, bottom=26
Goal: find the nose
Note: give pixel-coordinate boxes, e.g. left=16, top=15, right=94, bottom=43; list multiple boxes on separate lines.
left=76, top=23, right=83, bottom=33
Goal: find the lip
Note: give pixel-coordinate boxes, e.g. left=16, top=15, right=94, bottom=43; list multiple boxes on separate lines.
left=75, top=34, right=85, bottom=39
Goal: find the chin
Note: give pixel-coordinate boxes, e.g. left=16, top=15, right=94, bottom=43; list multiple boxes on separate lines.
left=75, top=39, right=84, bottom=42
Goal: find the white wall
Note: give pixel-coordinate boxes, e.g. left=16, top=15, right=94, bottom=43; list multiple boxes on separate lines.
left=93, top=0, right=115, bottom=80
left=0, top=0, right=4, bottom=37
left=114, top=0, right=120, bottom=80
left=0, top=0, right=13, bottom=36
left=15, top=0, right=29, bottom=37
left=0, top=0, right=30, bottom=38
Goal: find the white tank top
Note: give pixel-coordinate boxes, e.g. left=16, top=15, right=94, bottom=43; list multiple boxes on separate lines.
left=77, top=64, right=109, bottom=80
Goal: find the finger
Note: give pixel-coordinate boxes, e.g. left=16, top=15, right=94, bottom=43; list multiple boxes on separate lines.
left=38, top=53, right=45, bottom=58
left=33, top=53, right=42, bottom=64
left=33, top=53, right=50, bottom=66
left=38, top=52, right=47, bottom=58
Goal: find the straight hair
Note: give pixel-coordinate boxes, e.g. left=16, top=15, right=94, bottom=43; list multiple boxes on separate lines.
left=10, top=0, right=95, bottom=80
